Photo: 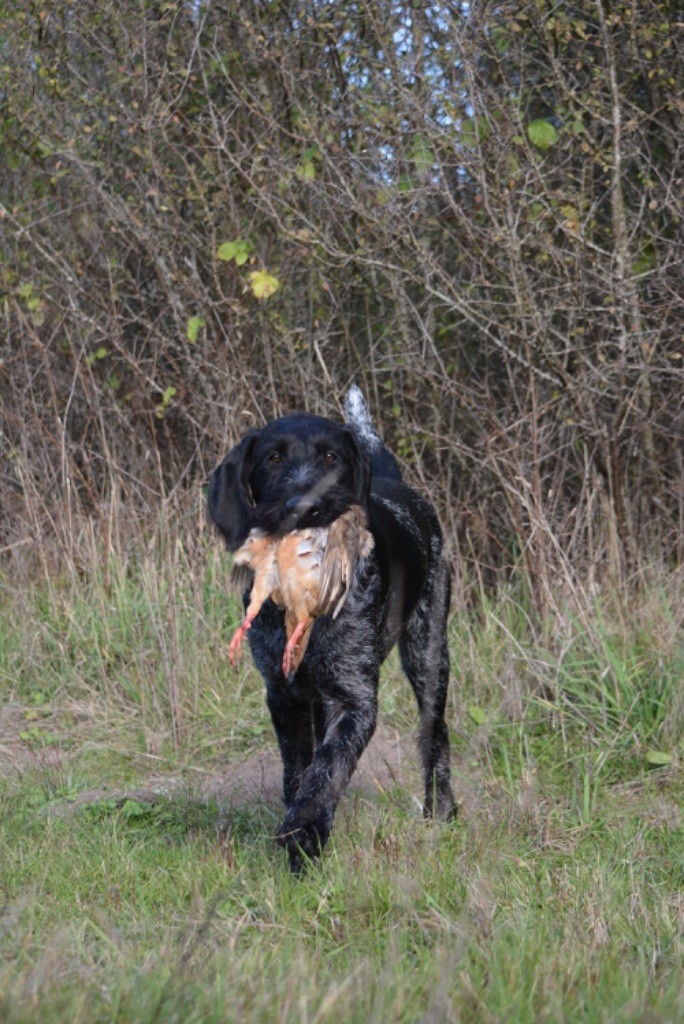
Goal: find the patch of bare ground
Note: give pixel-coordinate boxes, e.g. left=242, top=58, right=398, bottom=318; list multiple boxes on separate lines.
left=2, top=716, right=434, bottom=817
left=107, top=728, right=416, bottom=815
left=0, top=703, right=564, bottom=828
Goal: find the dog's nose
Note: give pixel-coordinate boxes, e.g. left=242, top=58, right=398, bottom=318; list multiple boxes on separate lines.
left=285, top=494, right=322, bottom=516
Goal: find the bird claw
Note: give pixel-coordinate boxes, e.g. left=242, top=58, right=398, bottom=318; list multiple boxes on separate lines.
left=281, top=620, right=307, bottom=680
left=281, top=643, right=297, bottom=680
left=229, top=616, right=253, bottom=667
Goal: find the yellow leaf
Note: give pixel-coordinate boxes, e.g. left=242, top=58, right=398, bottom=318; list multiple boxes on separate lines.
left=249, top=270, right=281, bottom=300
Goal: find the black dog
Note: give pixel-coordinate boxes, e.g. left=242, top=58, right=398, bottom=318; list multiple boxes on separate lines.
left=208, top=387, right=456, bottom=870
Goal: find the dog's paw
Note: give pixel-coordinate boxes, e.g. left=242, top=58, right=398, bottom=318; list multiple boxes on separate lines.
left=423, top=788, right=458, bottom=822
left=276, top=809, right=332, bottom=873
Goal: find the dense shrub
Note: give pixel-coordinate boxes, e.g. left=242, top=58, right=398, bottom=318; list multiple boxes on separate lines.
left=1, top=1, right=682, bottom=599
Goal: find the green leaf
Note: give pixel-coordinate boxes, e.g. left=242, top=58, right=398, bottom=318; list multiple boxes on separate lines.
left=461, top=116, right=490, bottom=148
left=155, top=385, right=177, bottom=419
left=412, top=134, right=434, bottom=171
left=217, top=241, right=239, bottom=261
left=249, top=270, right=281, bottom=300
left=297, top=160, right=316, bottom=181
left=301, top=145, right=321, bottom=163
left=645, top=750, right=672, bottom=767
left=217, top=239, right=252, bottom=263
left=527, top=119, right=559, bottom=150
left=187, top=316, right=205, bottom=344
left=86, top=347, right=108, bottom=368
left=491, top=26, right=510, bottom=53
left=468, top=705, right=487, bottom=726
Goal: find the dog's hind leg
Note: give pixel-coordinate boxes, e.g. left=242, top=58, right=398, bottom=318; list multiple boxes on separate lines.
left=399, top=553, right=457, bottom=820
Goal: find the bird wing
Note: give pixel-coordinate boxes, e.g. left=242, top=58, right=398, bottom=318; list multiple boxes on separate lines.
left=318, top=506, right=374, bottom=619
left=230, top=530, right=278, bottom=596
left=229, top=562, right=254, bottom=593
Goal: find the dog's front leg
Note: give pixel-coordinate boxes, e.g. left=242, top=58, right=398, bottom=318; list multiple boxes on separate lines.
left=276, top=679, right=378, bottom=872
left=266, top=689, right=318, bottom=807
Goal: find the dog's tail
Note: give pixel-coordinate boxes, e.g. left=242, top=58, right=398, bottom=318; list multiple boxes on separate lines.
left=344, top=385, right=381, bottom=452
left=344, top=384, right=402, bottom=481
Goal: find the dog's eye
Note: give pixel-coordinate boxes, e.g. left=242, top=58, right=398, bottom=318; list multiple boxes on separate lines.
left=269, top=452, right=283, bottom=464
left=323, top=452, right=337, bottom=464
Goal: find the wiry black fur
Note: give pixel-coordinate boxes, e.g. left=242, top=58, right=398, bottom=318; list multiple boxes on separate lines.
left=207, top=388, right=456, bottom=871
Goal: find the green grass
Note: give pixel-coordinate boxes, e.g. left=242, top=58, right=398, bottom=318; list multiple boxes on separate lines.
left=0, top=545, right=682, bottom=1022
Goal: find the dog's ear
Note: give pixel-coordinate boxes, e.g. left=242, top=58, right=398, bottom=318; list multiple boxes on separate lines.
left=344, top=427, right=371, bottom=506
left=207, top=431, right=260, bottom=550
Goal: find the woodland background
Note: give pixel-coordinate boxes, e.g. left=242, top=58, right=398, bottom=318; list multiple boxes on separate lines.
left=1, top=0, right=682, bottom=601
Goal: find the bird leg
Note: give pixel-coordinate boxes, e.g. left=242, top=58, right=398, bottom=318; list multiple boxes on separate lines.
left=229, top=614, right=255, bottom=666
left=282, top=618, right=310, bottom=678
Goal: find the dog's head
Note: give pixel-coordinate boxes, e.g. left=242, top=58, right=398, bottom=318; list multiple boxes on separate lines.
left=207, top=414, right=371, bottom=550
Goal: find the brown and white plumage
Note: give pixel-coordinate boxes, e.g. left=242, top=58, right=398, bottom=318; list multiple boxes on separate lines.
left=229, top=505, right=374, bottom=675
left=228, top=529, right=279, bottom=665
